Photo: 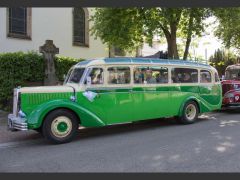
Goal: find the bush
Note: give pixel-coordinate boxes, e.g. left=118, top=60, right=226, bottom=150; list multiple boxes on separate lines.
left=0, top=51, right=84, bottom=110
left=55, top=56, right=84, bottom=81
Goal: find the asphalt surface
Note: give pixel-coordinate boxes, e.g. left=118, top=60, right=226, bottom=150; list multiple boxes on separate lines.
left=0, top=109, right=240, bottom=172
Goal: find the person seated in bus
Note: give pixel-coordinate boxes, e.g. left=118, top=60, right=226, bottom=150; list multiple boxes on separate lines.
left=163, top=73, right=168, bottom=83
left=156, top=73, right=166, bottom=83
left=156, top=73, right=160, bottom=83
left=134, top=69, right=142, bottom=83
left=171, top=73, right=180, bottom=83
left=183, top=73, right=192, bottom=83
left=124, top=71, right=130, bottom=83
left=109, top=74, right=117, bottom=84
left=201, top=73, right=209, bottom=83
left=92, top=74, right=102, bottom=84
left=146, top=69, right=157, bottom=83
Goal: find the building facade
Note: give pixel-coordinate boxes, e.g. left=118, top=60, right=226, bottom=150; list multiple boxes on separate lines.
left=0, top=7, right=109, bottom=59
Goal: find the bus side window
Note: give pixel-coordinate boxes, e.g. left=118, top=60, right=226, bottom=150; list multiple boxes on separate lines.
left=171, top=68, right=198, bottom=83
left=134, top=67, right=168, bottom=84
left=200, top=70, right=212, bottom=83
left=84, top=68, right=104, bottom=85
left=107, top=67, right=130, bottom=84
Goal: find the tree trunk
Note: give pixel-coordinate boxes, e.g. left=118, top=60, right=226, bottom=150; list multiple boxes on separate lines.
left=183, top=10, right=194, bottom=60
left=170, top=24, right=179, bottom=59
left=109, top=45, right=115, bottom=57
left=135, top=46, right=142, bottom=57
left=160, top=22, right=179, bottom=59
left=183, top=37, right=191, bottom=60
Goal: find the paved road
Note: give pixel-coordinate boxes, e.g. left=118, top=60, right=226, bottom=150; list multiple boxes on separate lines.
left=0, top=109, right=240, bottom=172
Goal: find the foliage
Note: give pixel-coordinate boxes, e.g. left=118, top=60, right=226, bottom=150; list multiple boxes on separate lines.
left=90, top=8, right=145, bottom=53
left=0, top=52, right=83, bottom=110
left=90, top=8, right=210, bottom=59
left=55, top=56, right=84, bottom=81
left=213, top=8, right=240, bottom=50
left=209, top=49, right=238, bottom=76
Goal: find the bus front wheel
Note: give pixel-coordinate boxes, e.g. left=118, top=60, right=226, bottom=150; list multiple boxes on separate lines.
left=177, top=101, right=199, bottom=125
left=42, top=109, right=79, bottom=144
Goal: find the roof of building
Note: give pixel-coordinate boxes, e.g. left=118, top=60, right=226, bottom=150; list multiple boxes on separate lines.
left=76, top=57, right=212, bottom=69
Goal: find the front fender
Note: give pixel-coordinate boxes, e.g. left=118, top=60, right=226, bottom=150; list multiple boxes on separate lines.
left=27, top=99, right=106, bottom=129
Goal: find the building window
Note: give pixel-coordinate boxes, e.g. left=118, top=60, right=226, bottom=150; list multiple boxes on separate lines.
left=7, top=7, right=31, bottom=39
left=73, top=8, right=89, bottom=47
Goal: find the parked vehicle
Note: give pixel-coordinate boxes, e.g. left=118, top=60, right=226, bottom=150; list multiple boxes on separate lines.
left=8, top=58, right=222, bottom=144
left=222, top=64, right=240, bottom=107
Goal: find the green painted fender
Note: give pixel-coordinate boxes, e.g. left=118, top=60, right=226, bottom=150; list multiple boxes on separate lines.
left=27, top=99, right=106, bottom=129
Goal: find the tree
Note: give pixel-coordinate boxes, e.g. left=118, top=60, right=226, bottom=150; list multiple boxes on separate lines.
left=179, top=8, right=210, bottom=59
left=90, top=8, right=145, bottom=55
left=213, top=8, right=240, bottom=50
left=90, top=8, right=209, bottom=59
left=209, top=48, right=237, bottom=76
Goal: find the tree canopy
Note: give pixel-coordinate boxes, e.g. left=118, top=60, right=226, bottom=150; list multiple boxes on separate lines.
left=90, top=8, right=210, bottom=60
left=213, top=8, right=240, bottom=50
left=91, top=7, right=240, bottom=61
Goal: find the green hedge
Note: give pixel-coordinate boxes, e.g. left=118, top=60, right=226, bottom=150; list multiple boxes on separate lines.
left=0, top=51, right=84, bottom=110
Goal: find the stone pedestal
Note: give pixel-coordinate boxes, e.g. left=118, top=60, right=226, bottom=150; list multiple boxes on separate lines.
left=39, top=40, right=59, bottom=86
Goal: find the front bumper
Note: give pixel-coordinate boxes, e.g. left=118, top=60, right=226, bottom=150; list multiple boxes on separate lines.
left=8, top=114, right=28, bottom=131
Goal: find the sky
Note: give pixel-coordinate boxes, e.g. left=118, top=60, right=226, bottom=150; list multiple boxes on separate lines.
left=141, top=16, right=224, bottom=62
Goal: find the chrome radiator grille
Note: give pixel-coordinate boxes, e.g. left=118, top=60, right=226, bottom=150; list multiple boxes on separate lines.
left=13, top=88, right=19, bottom=116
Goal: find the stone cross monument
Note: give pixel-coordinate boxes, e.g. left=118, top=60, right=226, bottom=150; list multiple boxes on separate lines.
left=39, top=40, right=59, bottom=86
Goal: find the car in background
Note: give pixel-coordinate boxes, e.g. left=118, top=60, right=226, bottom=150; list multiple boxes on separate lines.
left=222, top=64, right=240, bottom=108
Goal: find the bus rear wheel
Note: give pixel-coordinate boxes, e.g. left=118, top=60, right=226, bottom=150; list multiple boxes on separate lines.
left=42, top=109, right=79, bottom=144
left=177, top=101, right=199, bottom=124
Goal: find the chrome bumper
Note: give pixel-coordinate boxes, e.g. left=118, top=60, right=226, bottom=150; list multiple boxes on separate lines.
left=8, top=114, right=28, bottom=131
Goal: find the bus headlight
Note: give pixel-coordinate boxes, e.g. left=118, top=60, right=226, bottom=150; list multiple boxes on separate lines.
left=18, top=110, right=26, bottom=118
left=235, top=96, right=239, bottom=101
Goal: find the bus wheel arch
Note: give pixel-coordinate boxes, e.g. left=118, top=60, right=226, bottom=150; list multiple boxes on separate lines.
left=177, top=99, right=200, bottom=125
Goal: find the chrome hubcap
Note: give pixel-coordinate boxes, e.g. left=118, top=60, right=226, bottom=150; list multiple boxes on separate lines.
left=185, top=104, right=197, bottom=121
left=51, top=116, right=72, bottom=138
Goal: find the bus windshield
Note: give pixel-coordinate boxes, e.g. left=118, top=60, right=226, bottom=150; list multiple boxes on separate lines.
left=67, top=68, right=85, bottom=84
left=225, top=69, right=240, bottom=80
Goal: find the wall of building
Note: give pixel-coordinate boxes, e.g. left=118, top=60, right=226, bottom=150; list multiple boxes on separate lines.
left=0, top=8, right=109, bottom=59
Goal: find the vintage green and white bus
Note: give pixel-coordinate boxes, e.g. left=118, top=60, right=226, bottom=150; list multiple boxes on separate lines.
left=8, top=58, right=222, bottom=144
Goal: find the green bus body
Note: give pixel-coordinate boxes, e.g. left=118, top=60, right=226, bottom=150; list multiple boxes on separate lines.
left=14, top=58, right=222, bottom=130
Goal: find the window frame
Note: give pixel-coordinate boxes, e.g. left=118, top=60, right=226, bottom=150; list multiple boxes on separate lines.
left=7, top=7, right=32, bottom=40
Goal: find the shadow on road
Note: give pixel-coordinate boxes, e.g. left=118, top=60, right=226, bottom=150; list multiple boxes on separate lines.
left=0, top=112, right=223, bottom=146
left=72, top=116, right=212, bottom=143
